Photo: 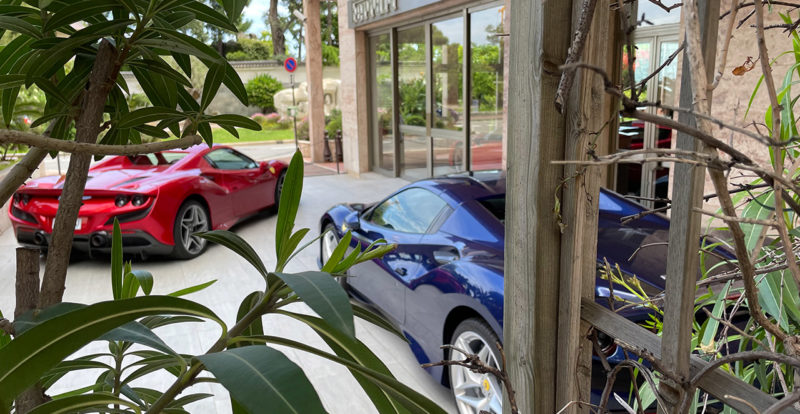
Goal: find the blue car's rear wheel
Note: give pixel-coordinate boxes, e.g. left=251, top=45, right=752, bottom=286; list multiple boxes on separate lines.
left=449, top=318, right=502, bottom=414
left=172, top=200, right=210, bottom=259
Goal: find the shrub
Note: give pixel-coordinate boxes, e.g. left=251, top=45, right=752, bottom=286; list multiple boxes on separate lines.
left=325, top=109, right=342, bottom=137
left=238, top=37, right=272, bottom=61
left=226, top=50, right=249, bottom=61
left=245, top=74, right=284, bottom=113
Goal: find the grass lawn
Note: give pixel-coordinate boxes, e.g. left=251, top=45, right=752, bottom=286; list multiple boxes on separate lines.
left=212, top=127, right=295, bottom=144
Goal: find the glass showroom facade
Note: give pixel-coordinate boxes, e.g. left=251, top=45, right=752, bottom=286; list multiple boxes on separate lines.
left=357, top=1, right=506, bottom=179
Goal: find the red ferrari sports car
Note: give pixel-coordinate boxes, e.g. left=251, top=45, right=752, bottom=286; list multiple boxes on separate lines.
left=9, top=144, right=287, bottom=259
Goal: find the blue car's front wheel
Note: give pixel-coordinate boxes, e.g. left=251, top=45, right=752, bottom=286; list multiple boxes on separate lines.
left=449, top=318, right=503, bottom=414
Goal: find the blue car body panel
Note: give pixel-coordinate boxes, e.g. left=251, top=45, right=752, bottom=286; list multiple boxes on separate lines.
left=319, top=173, right=728, bottom=388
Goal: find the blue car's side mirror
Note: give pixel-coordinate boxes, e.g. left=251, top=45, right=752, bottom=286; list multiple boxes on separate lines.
left=344, top=211, right=361, bottom=231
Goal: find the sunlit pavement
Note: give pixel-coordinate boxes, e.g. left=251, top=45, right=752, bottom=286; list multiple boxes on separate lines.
left=0, top=143, right=458, bottom=413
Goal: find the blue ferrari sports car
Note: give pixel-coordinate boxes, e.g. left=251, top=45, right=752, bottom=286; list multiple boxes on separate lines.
left=318, top=171, right=730, bottom=414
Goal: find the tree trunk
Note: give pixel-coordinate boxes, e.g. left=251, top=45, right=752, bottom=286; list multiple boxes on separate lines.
left=39, top=40, right=121, bottom=309
left=325, top=2, right=333, bottom=46
left=269, top=0, right=287, bottom=55
left=14, top=247, right=47, bottom=413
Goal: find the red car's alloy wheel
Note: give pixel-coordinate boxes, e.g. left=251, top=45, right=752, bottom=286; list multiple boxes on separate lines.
left=173, top=201, right=210, bottom=259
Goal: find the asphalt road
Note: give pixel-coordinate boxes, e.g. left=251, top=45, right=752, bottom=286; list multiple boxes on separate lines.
left=0, top=143, right=457, bottom=413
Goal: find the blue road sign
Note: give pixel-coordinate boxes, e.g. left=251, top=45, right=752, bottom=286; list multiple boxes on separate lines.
left=284, top=57, right=297, bottom=73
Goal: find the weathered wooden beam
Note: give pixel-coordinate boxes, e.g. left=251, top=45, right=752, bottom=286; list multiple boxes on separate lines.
left=582, top=299, right=799, bottom=414
left=555, top=0, right=613, bottom=412
left=659, top=0, right=720, bottom=410
left=506, top=0, right=574, bottom=412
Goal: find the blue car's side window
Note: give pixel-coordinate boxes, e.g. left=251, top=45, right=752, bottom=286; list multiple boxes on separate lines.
left=369, top=188, right=447, bottom=233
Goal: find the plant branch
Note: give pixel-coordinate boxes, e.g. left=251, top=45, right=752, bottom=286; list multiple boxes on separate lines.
left=712, top=0, right=739, bottom=90
left=0, top=130, right=202, bottom=155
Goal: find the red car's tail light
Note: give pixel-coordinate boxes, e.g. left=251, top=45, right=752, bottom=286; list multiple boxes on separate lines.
left=115, top=195, right=130, bottom=207
left=21, top=193, right=30, bottom=205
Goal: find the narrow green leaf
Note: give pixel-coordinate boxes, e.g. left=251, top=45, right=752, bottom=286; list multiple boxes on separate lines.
left=273, top=271, right=354, bottom=338
left=272, top=312, right=409, bottom=413
left=167, top=279, right=217, bottom=297
left=250, top=336, right=448, bottom=414
left=0, top=296, right=223, bottom=407
left=196, top=230, right=268, bottom=279
left=27, top=392, right=141, bottom=414
left=201, top=62, right=224, bottom=110
left=123, top=270, right=154, bottom=297
left=322, top=231, right=352, bottom=273
left=112, top=219, right=123, bottom=300
left=99, top=321, right=175, bottom=355
left=116, top=106, right=184, bottom=129
left=276, top=151, right=304, bottom=268
left=169, top=393, right=213, bottom=408
left=42, top=0, right=118, bottom=32
left=41, top=359, right=112, bottom=390
left=197, top=346, right=326, bottom=414
left=207, top=114, right=261, bottom=130
left=172, top=51, right=192, bottom=77
left=1, top=87, right=20, bottom=128
left=223, top=63, right=248, bottom=106
left=351, top=302, right=407, bottom=342
left=0, top=16, right=41, bottom=39
left=282, top=228, right=311, bottom=267
left=134, top=124, right=170, bottom=139
left=231, top=291, right=265, bottom=348
left=30, top=112, right=68, bottom=129
left=127, top=59, right=192, bottom=87
left=140, top=315, right=205, bottom=329
left=146, top=28, right=224, bottom=63
left=217, top=123, right=239, bottom=138
left=0, top=74, right=26, bottom=90
left=177, top=1, right=238, bottom=32
left=198, top=119, right=213, bottom=145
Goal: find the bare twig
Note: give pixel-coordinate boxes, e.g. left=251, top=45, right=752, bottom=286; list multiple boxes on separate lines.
left=0, top=130, right=203, bottom=155
left=701, top=307, right=767, bottom=349
left=693, top=208, right=779, bottom=226
left=616, top=0, right=638, bottom=99
left=720, top=2, right=800, bottom=19
left=637, top=42, right=685, bottom=91
left=621, top=205, right=671, bottom=224
left=763, top=391, right=800, bottom=414
left=712, top=0, right=739, bottom=90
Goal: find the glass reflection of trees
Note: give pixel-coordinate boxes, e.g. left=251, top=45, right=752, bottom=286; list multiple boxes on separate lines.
left=398, top=27, right=427, bottom=127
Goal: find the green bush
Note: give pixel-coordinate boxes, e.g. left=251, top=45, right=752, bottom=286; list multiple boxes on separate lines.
left=325, top=109, right=342, bottom=137
left=226, top=50, right=249, bottom=61
left=245, top=74, right=284, bottom=113
left=322, top=44, right=340, bottom=66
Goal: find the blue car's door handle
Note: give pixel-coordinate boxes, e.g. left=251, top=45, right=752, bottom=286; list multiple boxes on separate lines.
left=394, top=267, right=407, bottom=276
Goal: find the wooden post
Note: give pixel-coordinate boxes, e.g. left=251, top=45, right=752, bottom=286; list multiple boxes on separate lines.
left=15, top=247, right=46, bottom=412
left=658, top=1, right=719, bottom=411
left=505, top=0, right=574, bottom=412
left=304, top=0, right=326, bottom=163
left=556, top=1, right=613, bottom=412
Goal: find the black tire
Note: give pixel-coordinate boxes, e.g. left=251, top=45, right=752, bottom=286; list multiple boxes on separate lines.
left=274, top=170, right=286, bottom=209
left=448, top=318, right=503, bottom=414
left=171, top=200, right=210, bottom=259
left=320, top=223, right=346, bottom=287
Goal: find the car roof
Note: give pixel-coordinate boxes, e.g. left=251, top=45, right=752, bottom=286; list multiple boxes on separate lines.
left=412, top=170, right=506, bottom=203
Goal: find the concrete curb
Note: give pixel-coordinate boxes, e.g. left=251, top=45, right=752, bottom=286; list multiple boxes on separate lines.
left=223, top=140, right=293, bottom=147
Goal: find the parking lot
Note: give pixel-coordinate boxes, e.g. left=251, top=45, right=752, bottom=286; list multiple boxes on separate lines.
left=0, top=143, right=457, bottom=413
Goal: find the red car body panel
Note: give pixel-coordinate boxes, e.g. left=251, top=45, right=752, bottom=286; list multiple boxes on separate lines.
left=9, top=144, right=287, bottom=256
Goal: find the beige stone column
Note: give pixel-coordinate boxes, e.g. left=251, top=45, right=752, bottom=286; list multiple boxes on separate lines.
left=337, top=0, right=370, bottom=176
left=304, top=0, right=325, bottom=162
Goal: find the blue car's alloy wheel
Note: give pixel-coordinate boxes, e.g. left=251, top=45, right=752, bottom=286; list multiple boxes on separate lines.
left=449, top=318, right=502, bottom=414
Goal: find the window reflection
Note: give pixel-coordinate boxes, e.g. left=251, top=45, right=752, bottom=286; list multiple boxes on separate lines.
left=470, top=6, right=504, bottom=171
left=370, top=188, right=448, bottom=233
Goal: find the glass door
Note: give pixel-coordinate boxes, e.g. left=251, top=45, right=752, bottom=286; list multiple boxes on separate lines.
left=370, top=34, right=394, bottom=173
left=397, top=26, right=429, bottom=180
left=430, top=16, right=465, bottom=175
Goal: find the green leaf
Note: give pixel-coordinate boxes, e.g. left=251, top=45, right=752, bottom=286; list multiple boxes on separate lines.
left=127, top=58, right=192, bottom=87
left=122, top=354, right=185, bottom=386
left=275, top=151, right=304, bottom=268
left=169, top=393, right=213, bottom=408
left=41, top=358, right=112, bottom=390
left=197, top=346, right=326, bottom=414
left=351, top=302, right=407, bottom=342
left=273, top=271, right=354, bottom=338
left=207, top=114, right=261, bottom=130
left=0, top=74, right=26, bottom=90
left=231, top=291, right=264, bottom=348
left=42, top=0, right=119, bottom=32
left=0, top=87, right=20, bottom=128
left=221, top=0, right=248, bottom=23
left=99, top=320, right=175, bottom=355
left=134, top=124, right=170, bottom=139
left=167, top=279, right=217, bottom=297
left=140, top=315, right=205, bottom=329
left=198, top=118, right=213, bottom=145
left=171, top=51, right=192, bottom=77
left=223, top=63, right=248, bottom=106
left=201, top=62, right=224, bottom=110
left=112, top=219, right=123, bottom=300
left=145, top=28, right=224, bottom=63
left=177, top=1, right=238, bottom=32
left=272, top=312, right=409, bottom=413
left=116, top=106, right=184, bottom=129
left=322, top=231, right=352, bottom=273
left=27, top=392, right=141, bottom=414
left=0, top=296, right=223, bottom=407
left=122, top=270, right=155, bottom=298
left=156, top=10, right=196, bottom=29
left=0, top=16, right=41, bottom=39
left=197, top=230, right=268, bottom=279
left=250, top=336, right=447, bottom=414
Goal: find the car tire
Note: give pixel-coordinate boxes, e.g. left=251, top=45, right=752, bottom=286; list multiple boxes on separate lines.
left=320, top=223, right=346, bottom=287
left=448, top=318, right=503, bottom=414
left=171, top=200, right=210, bottom=259
left=274, top=170, right=286, bottom=209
